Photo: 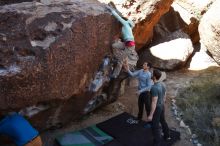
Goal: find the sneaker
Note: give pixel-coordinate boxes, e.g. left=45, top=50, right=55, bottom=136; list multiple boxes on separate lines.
left=144, top=123, right=151, bottom=129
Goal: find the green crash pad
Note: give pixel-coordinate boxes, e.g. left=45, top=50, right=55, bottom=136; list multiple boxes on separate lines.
left=56, top=125, right=113, bottom=146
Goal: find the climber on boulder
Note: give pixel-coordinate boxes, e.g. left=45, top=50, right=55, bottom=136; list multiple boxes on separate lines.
left=106, top=4, right=138, bottom=79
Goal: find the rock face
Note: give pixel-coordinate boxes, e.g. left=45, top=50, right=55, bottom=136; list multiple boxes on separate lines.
left=0, top=0, right=36, bottom=5
left=0, top=1, right=119, bottom=110
left=173, top=0, right=216, bottom=44
left=155, top=4, right=200, bottom=44
left=98, top=0, right=174, bottom=50
left=138, top=30, right=194, bottom=70
left=153, top=6, right=186, bottom=40
left=199, top=0, right=220, bottom=65
left=175, top=0, right=215, bottom=15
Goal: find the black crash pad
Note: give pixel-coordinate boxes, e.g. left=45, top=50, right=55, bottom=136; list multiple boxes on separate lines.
left=97, top=112, right=180, bottom=146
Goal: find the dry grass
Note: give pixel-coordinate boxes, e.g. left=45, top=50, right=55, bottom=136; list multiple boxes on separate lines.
left=177, top=82, right=220, bottom=146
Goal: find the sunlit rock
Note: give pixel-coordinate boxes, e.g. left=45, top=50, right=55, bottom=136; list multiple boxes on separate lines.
left=98, top=0, right=174, bottom=50
left=199, top=0, right=220, bottom=65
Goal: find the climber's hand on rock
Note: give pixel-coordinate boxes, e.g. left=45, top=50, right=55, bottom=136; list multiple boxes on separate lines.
left=123, top=63, right=129, bottom=72
left=106, top=5, right=113, bottom=12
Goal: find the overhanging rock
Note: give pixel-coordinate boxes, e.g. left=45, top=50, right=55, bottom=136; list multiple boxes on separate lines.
left=98, top=0, right=174, bottom=50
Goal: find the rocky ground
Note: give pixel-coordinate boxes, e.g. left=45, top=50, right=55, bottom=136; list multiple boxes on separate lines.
left=6, top=67, right=220, bottom=146
left=5, top=67, right=220, bottom=146
left=39, top=69, right=198, bottom=146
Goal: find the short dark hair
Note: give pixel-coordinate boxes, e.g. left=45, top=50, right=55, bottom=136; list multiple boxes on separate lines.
left=153, top=69, right=161, bottom=80
left=147, top=62, right=152, bottom=68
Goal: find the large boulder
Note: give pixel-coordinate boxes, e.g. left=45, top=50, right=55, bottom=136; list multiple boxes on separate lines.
left=98, top=0, right=174, bottom=50
left=0, top=0, right=120, bottom=129
left=164, top=3, right=199, bottom=44
left=153, top=6, right=186, bottom=40
left=154, top=0, right=216, bottom=45
left=138, top=30, right=194, bottom=70
left=199, top=0, right=220, bottom=65
left=156, top=0, right=216, bottom=45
